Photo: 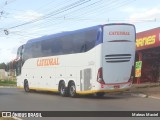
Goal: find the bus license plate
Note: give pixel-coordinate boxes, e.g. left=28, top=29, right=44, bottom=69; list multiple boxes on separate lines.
left=114, top=85, right=120, bottom=89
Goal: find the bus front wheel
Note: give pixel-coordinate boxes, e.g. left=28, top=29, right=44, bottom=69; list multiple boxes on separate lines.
left=24, top=80, right=30, bottom=92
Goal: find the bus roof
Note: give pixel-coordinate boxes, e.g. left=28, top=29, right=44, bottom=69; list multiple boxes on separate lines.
left=26, top=23, right=135, bottom=44
left=27, top=25, right=102, bottom=44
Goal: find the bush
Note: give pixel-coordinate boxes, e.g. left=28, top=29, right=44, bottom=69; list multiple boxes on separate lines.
left=0, top=79, right=16, bottom=86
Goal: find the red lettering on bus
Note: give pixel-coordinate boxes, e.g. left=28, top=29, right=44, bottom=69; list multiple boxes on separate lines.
left=37, top=58, right=59, bottom=66
left=109, top=31, right=130, bottom=35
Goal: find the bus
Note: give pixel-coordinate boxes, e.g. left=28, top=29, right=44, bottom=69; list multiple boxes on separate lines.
left=15, top=23, right=136, bottom=97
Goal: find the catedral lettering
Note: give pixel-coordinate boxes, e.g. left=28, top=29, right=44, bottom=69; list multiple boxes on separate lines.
left=109, top=31, right=130, bottom=35
left=37, top=58, right=59, bottom=66
left=136, top=35, right=156, bottom=47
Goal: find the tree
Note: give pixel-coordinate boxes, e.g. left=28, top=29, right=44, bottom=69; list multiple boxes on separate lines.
left=5, top=61, right=16, bottom=72
left=0, top=62, right=7, bottom=70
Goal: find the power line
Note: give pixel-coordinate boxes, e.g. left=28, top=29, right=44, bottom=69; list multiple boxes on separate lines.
left=7, top=0, right=91, bottom=30
left=1, top=0, right=122, bottom=32
left=3, top=0, right=159, bottom=38
left=4, top=0, right=157, bottom=36
left=63, top=0, right=136, bottom=27
left=0, top=0, right=17, bottom=10
left=10, top=0, right=105, bottom=32
left=0, top=0, right=91, bottom=35
left=68, top=0, right=130, bottom=18
left=1, top=0, right=75, bottom=31
left=64, top=0, right=104, bottom=17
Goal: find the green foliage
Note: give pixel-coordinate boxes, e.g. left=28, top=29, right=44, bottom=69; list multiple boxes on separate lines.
left=0, top=79, right=16, bottom=86
left=0, top=62, right=7, bottom=70
left=0, top=62, right=17, bottom=72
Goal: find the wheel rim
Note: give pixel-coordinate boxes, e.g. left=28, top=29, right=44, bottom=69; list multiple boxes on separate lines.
left=70, top=85, right=76, bottom=96
left=60, top=84, right=65, bottom=95
left=25, top=82, right=29, bottom=92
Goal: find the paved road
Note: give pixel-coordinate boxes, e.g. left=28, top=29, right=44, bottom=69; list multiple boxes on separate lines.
left=0, top=88, right=160, bottom=120
left=0, top=88, right=160, bottom=111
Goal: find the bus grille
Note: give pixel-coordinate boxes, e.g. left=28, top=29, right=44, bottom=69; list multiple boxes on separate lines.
left=105, top=54, right=131, bottom=63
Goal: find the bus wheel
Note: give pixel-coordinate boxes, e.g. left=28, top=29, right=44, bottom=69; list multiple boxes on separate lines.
left=69, top=82, right=77, bottom=97
left=95, top=92, right=105, bottom=98
left=24, top=80, right=30, bottom=92
left=59, top=82, right=68, bottom=97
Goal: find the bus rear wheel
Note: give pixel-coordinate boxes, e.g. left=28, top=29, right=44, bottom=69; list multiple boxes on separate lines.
left=24, top=80, right=30, bottom=92
left=69, top=82, right=77, bottom=97
left=59, top=82, right=68, bottom=97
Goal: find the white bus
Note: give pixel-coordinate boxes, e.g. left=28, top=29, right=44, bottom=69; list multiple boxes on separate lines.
left=16, top=23, right=136, bottom=97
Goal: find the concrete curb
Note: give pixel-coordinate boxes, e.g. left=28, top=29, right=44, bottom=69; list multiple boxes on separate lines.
left=148, top=96, right=160, bottom=100
left=130, top=93, right=148, bottom=98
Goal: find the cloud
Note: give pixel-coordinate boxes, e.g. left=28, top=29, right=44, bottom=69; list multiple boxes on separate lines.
left=14, top=10, right=43, bottom=22
left=121, top=7, right=144, bottom=13
left=120, top=6, right=147, bottom=13
left=11, top=46, right=18, bottom=54
left=129, top=8, right=160, bottom=22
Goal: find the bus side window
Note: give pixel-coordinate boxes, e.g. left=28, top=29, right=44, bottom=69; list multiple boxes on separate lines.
left=23, top=43, right=33, bottom=61
left=61, top=35, right=74, bottom=54
left=95, top=29, right=102, bottom=45
left=84, top=30, right=97, bottom=51
left=51, top=39, right=62, bottom=55
left=16, top=61, right=21, bottom=76
left=16, top=45, right=25, bottom=76
left=80, top=44, right=86, bottom=52
left=32, top=42, right=42, bottom=58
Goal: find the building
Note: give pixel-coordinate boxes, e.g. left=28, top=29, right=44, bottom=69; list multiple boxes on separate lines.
left=135, top=27, right=160, bottom=84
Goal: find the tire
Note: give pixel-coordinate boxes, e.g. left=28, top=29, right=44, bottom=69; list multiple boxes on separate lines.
left=95, top=92, right=105, bottom=98
left=59, top=82, right=68, bottom=97
left=69, top=82, right=77, bottom=97
left=24, top=80, right=30, bottom=92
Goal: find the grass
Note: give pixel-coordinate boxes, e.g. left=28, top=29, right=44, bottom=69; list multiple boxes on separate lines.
left=0, top=79, right=16, bottom=86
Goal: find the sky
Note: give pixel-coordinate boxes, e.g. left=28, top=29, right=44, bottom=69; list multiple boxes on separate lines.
left=0, top=0, right=160, bottom=63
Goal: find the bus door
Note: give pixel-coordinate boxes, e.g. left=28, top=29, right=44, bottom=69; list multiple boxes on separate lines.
left=80, top=68, right=92, bottom=91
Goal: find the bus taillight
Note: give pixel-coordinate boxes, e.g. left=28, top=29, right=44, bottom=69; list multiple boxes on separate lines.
left=97, top=67, right=105, bottom=84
